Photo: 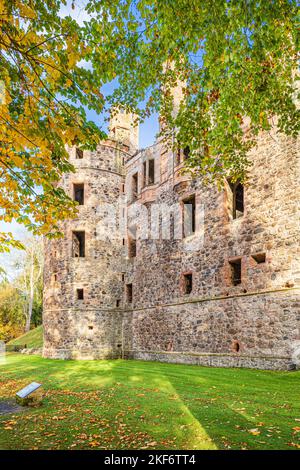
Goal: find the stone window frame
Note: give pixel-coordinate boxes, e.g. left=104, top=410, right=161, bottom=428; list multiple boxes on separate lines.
left=141, top=158, right=156, bottom=188
left=228, top=256, right=244, bottom=287
left=71, top=229, right=86, bottom=258
left=225, top=179, right=245, bottom=221
left=75, top=147, right=84, bottom=159
left=176, top=145, right=190, bottom=166
left=181, top=193, right=196, bottom=239
left=251, top=252, right=267, bottom=266
left=73, top=182, right=85, bottom=205
left=131, top=172, right=138, bottom=201
left=126, top=283, right=133, bottom=304
left=76, top=288, right=84, bottom=301
left=181, top=271, right=193, bottom=295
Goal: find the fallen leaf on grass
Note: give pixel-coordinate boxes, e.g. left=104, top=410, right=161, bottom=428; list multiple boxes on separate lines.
left=288, top=442, right=300, bottom=449
left=248, top=428, right=261, bottom=436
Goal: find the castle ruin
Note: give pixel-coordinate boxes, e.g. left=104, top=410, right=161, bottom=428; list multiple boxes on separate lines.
left=43, top=101, right=300, bottom=370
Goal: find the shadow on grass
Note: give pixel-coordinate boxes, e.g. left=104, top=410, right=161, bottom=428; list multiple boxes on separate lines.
left=1, top=354, right=300, bottom=449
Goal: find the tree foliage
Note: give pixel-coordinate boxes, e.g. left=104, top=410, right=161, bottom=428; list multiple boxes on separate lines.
left=0, top=0, right=105, bottom=251
left=0, top=0, right=299, bottom=253
left=86, top=0, right=299, bottom=184
left=0, top=236, right=43, bottom=341
left=0, top=282, right=24, bottom=341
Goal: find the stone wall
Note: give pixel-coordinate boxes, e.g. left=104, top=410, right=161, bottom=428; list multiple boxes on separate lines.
left=123, top=128, right=300, bottom=369
left=43, top=113, right=300, bottom=369
left=43, top=140, right=129, bottom=359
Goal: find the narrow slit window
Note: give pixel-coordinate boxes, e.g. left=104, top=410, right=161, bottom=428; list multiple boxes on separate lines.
left=229, top=259, right=242, bottom=286
left=116, top=299, right=120, bottom=308
left=72, top=231, right=85, bottom=257
left=183, top=195, right=196, bottom=238
left=228, top=180, right=244, bottom=219
left=148, top=159, right=155, bottom=185
left=143, top=161, right=147, bottom=188
left=176, top=146, right=181, bottom=165
left=128, top=237, right=136, bottom=258
left=73, top=183, right=84, bottom=205
left=76, top=288, right=84, bottom=300
left=132, top=173, right=138, bottom=201
left=126, top=284, right=133, bottom=303
left=76, top=147, right=83, bottom=159
left=183, top=273, right=193, bottom=294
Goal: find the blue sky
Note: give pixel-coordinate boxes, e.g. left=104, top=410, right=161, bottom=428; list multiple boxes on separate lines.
left=0, top=0, right=159, bottom=278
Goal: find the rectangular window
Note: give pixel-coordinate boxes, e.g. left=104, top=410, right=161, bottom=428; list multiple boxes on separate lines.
left=72, top=231, right=85, bottom=257
left=132, top=173, right=138, bottom=201
left=128, top=237, right=136, bottom=258
left=76, top=147, right=83, bottom=159
left=73, top=183, right=84, bottom=205
left=148, top=159, right=155, bottom=185
left=252, top=253, right=266, bottom=264
left=183, top=195, right=196, bottom=237
left=183, top=146, right=190, bottom=160
left=228, top=180, right=244, bottom=219
left=76, top=288, right=84, bottom=300
left=126, top=283, right=133, bottom=303
left=229, top=259, right=242, bottom=285
left=183, top=273, right=193, bottom=294
left=116, top=299, right=120, bottom=308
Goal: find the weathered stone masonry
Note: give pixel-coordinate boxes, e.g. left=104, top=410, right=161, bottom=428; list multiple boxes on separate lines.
left=43, top=109, right=300, bottom=370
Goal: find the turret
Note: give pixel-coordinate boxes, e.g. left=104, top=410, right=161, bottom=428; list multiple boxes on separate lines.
left=109, top=107, right=139, bottom=152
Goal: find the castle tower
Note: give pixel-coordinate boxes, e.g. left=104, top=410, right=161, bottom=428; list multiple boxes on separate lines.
left=109, top=107, right=139, bottom=152
left=43, top=116, right=138, bottom=359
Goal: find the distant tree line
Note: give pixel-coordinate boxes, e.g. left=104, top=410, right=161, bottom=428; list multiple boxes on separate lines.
left=0, top=237, right=43, bottom=342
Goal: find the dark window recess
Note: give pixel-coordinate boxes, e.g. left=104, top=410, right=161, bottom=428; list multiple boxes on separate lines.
left=183, top=195, right=196, bottom=237
left=73, top=183, right=84, bottom=205
left=252, top=252, right=266, bottom=264
left=229, top=180, right=244, bottom=219
left=176, top=147, right=181, bottom=165
left=143, top=161, right=147, bottom=187
left=229, top=259, right=242, bottom=286
left=148, top=159, right=155, bottom=184
left=183, top=146, right=190, bottom=160
left=128, top=237, right=136, bottom=258
left=121, top=183, right=125, bottom=194
left=126, top=284, right=133, bottom=303
left=72, top=231, right=85, bottom=257
left=76, top=288, right=84, bottom=300
left=232, top=340, right=240, bottom=352
left=116, top=299, right=121, bottom=308
left=76, top=147, right=83, bottom=159
left=121, top=273, right=125, bottom=282
left=88, top=325, right=93, bottom=330
left=183, top=273, right=193, bottom=294
left=132, top=173, right=138, bottom=200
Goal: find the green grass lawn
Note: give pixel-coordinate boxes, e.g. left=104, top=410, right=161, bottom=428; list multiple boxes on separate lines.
left=8, top=326, right=43, bottom=349
left=0, top=353, right=300, bottom=450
